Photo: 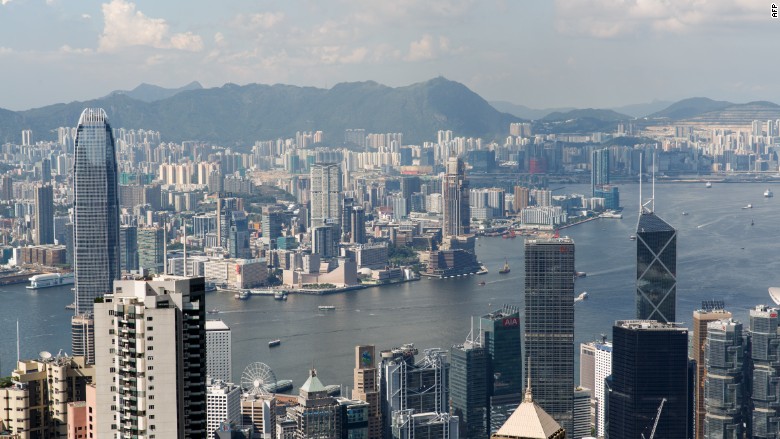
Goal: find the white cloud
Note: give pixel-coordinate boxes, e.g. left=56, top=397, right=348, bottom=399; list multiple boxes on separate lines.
left=98, top=0, right=203, bottom=52
left=405, top=34, right=460, bottom=61
left=214, top=32, right=225, bottom=45
left=555, top=0, right=765, bottom=38
left=1, top=0, right=11, bottom=5
left=60, top=45, right=93, bottom=54
left=81, top=13, right=92, bottom=20
left=233, top=11, right=285, bottom=32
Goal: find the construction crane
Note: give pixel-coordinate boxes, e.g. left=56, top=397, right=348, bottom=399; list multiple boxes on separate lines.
left=641, top=397, right=667, bottom=439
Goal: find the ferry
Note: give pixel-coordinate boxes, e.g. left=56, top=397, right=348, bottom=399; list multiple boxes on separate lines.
left=765, top=188, right=773, bottom=198
left=274, top=291, right=288, bottom=301
left=575, top=271, right=587, bottom=278
left=205, top=282, right=217, bottom=292
left=250, top=289, right=274, bottom=296
left=234, top=290, right=249, bottom=300
left=27, top=272, right=74, bottom=290
left=599, top=211, right=623, bottom=219
left=498, top=260, right=510, bottom=275
left=207, top=309, right=220, bottom=314
left=65, top=303, right=76, bottom=310
left=575, top=292, right=589, bottom=302
left=268, top=339, right=281, bottom=347
left=318, top=305, right=336, bottom=311
left=262, top=379, right=293, bottom=393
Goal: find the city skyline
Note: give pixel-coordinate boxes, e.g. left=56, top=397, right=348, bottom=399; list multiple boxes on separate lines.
left=0, top=1, right=774, bottom=111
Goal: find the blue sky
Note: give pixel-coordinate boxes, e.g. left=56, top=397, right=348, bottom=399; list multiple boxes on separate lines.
left=0, top=0, right=773, bottom=110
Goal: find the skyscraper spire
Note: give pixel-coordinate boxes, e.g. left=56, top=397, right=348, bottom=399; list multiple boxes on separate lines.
left=524, top=357, right=533, bottom=403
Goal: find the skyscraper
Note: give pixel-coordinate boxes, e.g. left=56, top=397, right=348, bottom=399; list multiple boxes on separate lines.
left=591, top=148, right=609, bottom=196
left=72, top=108, right=120, bottom=315
left=206, top=319, right=232, bottom=383
left=137, top=226, right=165, bottom=275
left=580, top=339, right=612, bottom=437
left=749, top=305, right=780, bottom=437
left=352, top=345, right=382, bottom=439
left=310, top=162, right=343, bottom=230
left=693, top=304, right=732, bottom=439
left=608, top=320, right=689, bottom=439
left=636, top=210, right=677, bottom=323
left=94, top=276, right=207, bottom=438
left=119, top=225, right=138, bottom=272
left=442, top=156, right=470, bottom=237
left=451, top=333, right=489, bottom=439
left=704, top=318, right=746, bottom=439
left=480, top=306, right=522, bottom=431
left=34, top=184, right=54, bottom=245
left=524, top=237, right=575, bottom=432
left=350, top=206, right=366, bottom=244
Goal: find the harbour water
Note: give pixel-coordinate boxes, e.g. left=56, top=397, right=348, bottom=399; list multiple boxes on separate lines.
left=1, top=182, right=779, bottom=392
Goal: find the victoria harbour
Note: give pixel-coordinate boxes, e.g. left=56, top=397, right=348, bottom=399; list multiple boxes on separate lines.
left=3, top=181, right=778, bottom=389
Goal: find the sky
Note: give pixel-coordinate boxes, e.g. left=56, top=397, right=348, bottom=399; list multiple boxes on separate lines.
left=0, top=0, right=774, bottom=111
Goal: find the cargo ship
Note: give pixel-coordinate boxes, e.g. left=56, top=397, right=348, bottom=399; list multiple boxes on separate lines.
left=27, top=272, right=74, bottom=290
left=498, top=260, right=510, bottom=275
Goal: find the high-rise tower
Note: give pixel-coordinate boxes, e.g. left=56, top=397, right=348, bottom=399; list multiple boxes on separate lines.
left=442, top=156, right=469, bottom=237
left=310, top=162, right=343, bottom=230
left=34, top=184, right=54, bottom=245
left=693, top=303, right=732, bottom=439
left=353, top=345, right=382, bottom=439
left=704, top=318, right=746, bottom=439
left=72, top=108, right=120, bottom=314
left=636, top=155, right=677, bottom=323
left=591, top=148, right=610, bottom=196
left=524, top=237, right=575, bottom=432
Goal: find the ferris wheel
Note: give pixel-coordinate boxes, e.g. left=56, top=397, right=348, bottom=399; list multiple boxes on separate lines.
left=241, top=362, right=277, bottom=395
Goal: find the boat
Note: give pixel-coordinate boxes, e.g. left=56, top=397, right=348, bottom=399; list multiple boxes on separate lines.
left=751, top=219, right=755, bottom=226
left=599, top=211, right=623, bottom=219
left=262, top=379, right=293, bottom=393
left=629, top=235, right=637, bottom=240
left=575, top=271, right=587, bottom=278
left=742, top=204, right=753, bottom=209
left=478, top=281, right=486, bottom=286
left=207, top=309, right=220, bottom=314
left=498, top=260, right=510, bottom=275
left=268, top=339, right=281, bottom=347
left=65, top=302, right=75, bottom=310
left=765, top=189, right=773, bottom=198
left=705, top=181, right=712, bottom=188
left=575, top=292, right=589, bottom=302
left=234, top=291, right=249, bottom=300
left=274, top=291, right=288, bottom=301
left=27, top=272, right=74, bottom=290
left=205, top=282, right=217, bottom=292
left=250, top=289, right=274, bottom=295
left=318, top=305, right=336, bottom=311
left=681, top=211, right=689, bottom=216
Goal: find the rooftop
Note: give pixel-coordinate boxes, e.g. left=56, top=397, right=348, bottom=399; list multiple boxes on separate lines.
left=206, top=320, right=230, bottom=331
left=637, top=212, right=675, bottom=233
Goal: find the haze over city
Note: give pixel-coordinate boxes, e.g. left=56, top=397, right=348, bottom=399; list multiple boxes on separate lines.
left=0, top=0, right=773, bottom=110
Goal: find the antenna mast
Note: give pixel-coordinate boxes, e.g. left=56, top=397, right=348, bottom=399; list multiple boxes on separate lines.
left=639, top=152, right=643, bottom=214
left=183, top=219, right=187, bottom=277
left=652, top=146, right=656, bottom=213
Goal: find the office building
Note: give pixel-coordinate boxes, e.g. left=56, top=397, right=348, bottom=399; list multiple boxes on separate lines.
left=704, top=318, right=746, bottom=439
left=380, top=345, right=450, bottom=438
left=490, top=377, right=565, bottom=439
left=636, top=210, right=677, bottom=323
left=0, top=355, right=95, bottom=439
left=34, top=184, right=54, bottom=245
left=288, top=369, right=342, bottom=438
left=94, top=276, right=207, bottom=438
left=206, top=319, right=232, bottom=383
left=693, top=304, right=732, bottom=439
left=442, top=157, right=470, bottom=237
left=608, top=320, right=689, bottom=439
left=119, top=225, right=139, bottom=272
left=338, top=398, right=370, bottom=438
left=71, top=315, right=95, bottom=365
left=591, top=148, right=609, bottom=196
left=353, top=345, right=382, bottom=439
left=392, top=411, right=459, bottom=439
left=350, top=206, right=366, bottom=244
left=241, top=394, right=276, bottom=438
left=749, top=305, right=780, bottom=437
left=207, top=379, right=242, bottom=439
left=579, top=339, right=611, bottom=438
left=72, top=108, right=120, bottom=318
left=572, top=388, right=591, bottom=439
left=1, top=175, right=13, bottom=201
left=451, top=333, right=489, bottom=439
left=480, top=306, right=522, bottom=431
left=262, top=210, right=287, bottom=247
left=310, top=163, right=343, bottom=229
left=313, top=224, right=337, bottom=258
left=137, top=226, right=165, bottom=275
left=524, top=237, right=575, bottom=432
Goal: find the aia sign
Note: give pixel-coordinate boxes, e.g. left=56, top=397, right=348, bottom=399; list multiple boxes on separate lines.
left=503, top=317, right=519, bottom=327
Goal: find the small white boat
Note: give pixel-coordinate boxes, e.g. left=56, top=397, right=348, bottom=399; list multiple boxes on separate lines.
left=268, top=339, right=281, bottom=347
left=318, top=305, right=336, bottom=311
left=235, top=291, right=249, bottom=300
left=742, top=204, right=753, bottom=209
left=274, top=291, right=288, bottom=300
left=705, top=181, right=712, bottom=188
left=65, top=303, right=76, bottom=310
left=765, top=189, right=773, bottom=198
left=629, top=235, right=637, bottom=240
left=207, top=309, right=220, bottom=314
left=575, top=292, right=589, bottom=302
left=681, top=212, right=689, bottom=216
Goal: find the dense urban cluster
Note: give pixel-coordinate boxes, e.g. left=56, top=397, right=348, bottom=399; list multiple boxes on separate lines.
left=1, top=104, right=780, bottom=439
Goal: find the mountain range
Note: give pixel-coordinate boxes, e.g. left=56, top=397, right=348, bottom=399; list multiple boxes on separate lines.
left=1, top=79, right=780, bottom=146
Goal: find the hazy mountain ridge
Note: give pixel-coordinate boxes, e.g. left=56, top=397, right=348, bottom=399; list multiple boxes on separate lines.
left=106, top=81, right=204, bottom=103
left=0, top=77, right=520, bottom=145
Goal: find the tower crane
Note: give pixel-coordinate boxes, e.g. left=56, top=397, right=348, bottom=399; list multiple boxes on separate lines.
left=641, top=397, right=667, bottom=439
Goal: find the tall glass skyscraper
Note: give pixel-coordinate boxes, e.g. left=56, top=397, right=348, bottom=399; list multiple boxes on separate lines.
left=442, top=156, right=469, bottom=237
left=524, top=237, right=575, bottom=432
left=749, top=305, right=780, bottom=437
left=591, top=148, right=609, bottom=196
left=480, top=306, right=522, bottom=432
left=636, top=211, right=677, bottom=323
left=72, top=108, right=120, bottom=315
left=704, top=318, right=746, bottom=439
left=608, top=320, right=689, bottom=439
